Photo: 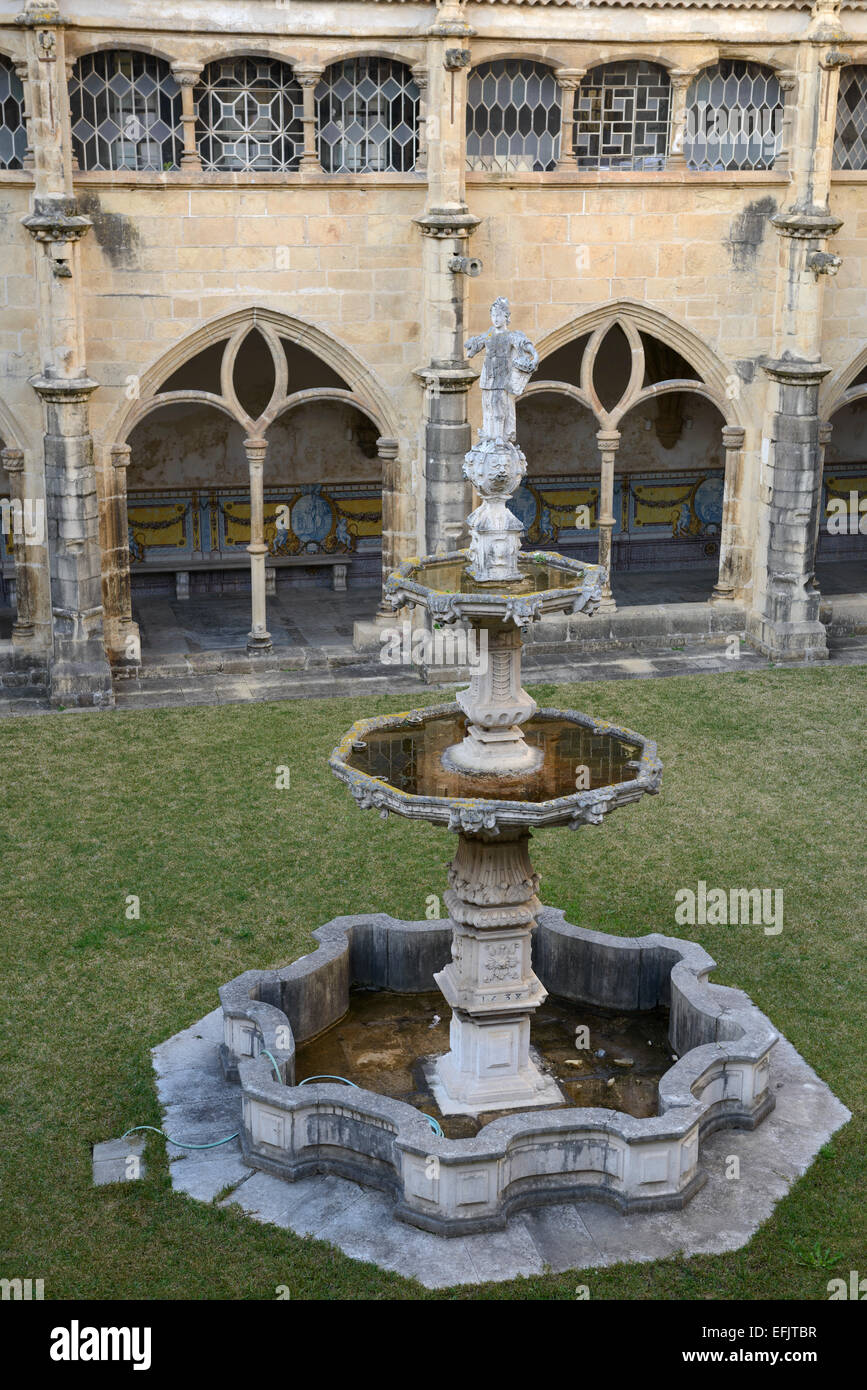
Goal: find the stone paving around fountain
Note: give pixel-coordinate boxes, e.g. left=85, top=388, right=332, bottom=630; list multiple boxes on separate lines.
left=152, top=1005, right=850, bottom=1289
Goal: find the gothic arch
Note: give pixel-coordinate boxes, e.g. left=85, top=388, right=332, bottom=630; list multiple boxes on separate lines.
left=821, top=345, right=867, bottom=417
left=104, top=306, right=399, bottom=449
left=532, top=301, right=743, bottom=427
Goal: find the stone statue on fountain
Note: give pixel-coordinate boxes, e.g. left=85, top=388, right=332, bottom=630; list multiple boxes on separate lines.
left=463, top=298, right=539, bottom=583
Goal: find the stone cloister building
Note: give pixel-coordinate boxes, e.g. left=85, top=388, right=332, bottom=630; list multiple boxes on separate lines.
left=0, top=0, right=865, bottom=705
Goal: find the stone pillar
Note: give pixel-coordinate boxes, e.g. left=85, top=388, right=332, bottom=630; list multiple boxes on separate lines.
left=295, top=67, right=323, bottom=170
left=171, top=64, right=203, bottom=171
left=1, top=447, right=47, bottom=650
left=808, top=419, right=833, bottom=589
left=415, top=6, right=478, bottom=558
left=376, top=436, right=400, bottom=619
left=775, top=70, right=799, bottom=173
left=430, top=829, right=563, bottom=1115
left=245, top=437, right=272, bottom=653
left=13, top=60, right=35, bottom=170
left=555, top=69, right=585, bottom=170
left=667, top=69, right=698, bottom=169
left=748, top=360, right=831, bottom=660
left=34, top=377, right=114, bottom=703
left=746, top=2, right=846, bottom=661
left=596, top=429, right=620, bottom=611
left=711, top=426, right=748, bottom=602
left=102, top=443, right=140, bottom=664
left=412, top=62, right=429, bottom=173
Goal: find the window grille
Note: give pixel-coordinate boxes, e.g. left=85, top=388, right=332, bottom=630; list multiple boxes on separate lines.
left=69, top=50, right=182, bottom=171
left=466, top=60, right=561, bottom=173
left=316, top=58, right=418, bottom=173
left=685, top=61, right=782, bottom=171
left=834, top=65, right=867, bottom=170
left=574, top=62, right=670, bottom=171
left=0, top=58, right=26, bottom=170
left=196, top=59, right=304, bottom=172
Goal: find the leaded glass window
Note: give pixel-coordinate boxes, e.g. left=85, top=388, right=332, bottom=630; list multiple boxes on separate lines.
left=685, top=61, right=782, bottom=171
left=316, top=58, right=418, bottom=173
left=195, top=59, right=303, bottom=172
left=574, top=62, right=670, bottom=170
left=69, top=51, right=182, bottom=171
left=834, top=65, right=867, bottom=170
left=0, top=58, right=26, bottom=170
left=466, top=60, right=561, bottom=172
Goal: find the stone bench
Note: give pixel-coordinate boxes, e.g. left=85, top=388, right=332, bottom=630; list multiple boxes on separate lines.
left=131, top=553, right=352, bottom=600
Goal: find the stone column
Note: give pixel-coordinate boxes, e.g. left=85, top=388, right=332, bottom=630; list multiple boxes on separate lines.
left=1, top=447, right=45, bottom=649
left=102, top=443, right=140, bottom=664
left=430, top=829, right=563, bottom=1115
left=295, top=67, right=323, bottom=170
left=171, top=64, right=203, bottom=170
left=415, top=7, right=478, bottom=557
left=376, top=436, right=400, bottom=619
left=412, top=63, right=429, bottom=173
left=711, top=426, right=747, bottom=602
left=555, top=69, right=585, bottom=170
left=596, top=429, right=620, bottom=611
left=13, top=60, right=35, bottom=170
left=245, top=437, right=272, bottom=653
left=775, top=70, right=799, bottom=173
left=746, top=1, right=846, bottom=661
left=18, top=3, right=113, bottom=704
left=808, top=419, right=833, bottom=589
left=667, top=69, right=698, bottom=169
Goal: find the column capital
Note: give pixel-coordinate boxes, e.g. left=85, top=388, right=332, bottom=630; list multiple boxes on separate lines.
left=110, top=443, right=132, bottom=468
left=170, top=62, right=204, bottom=87
left=410, top=62, right=429, bottom=91
left=669, top=67, right=699, bottom=90
left=29, top=373, right=99, bottom=402
left=818, top=421, right=833, bottom=445
left=15, top=1, right=66, bottom=30
left=294, top=65, right=323, bottom=88
left=1, top=447, right=25, bottom=472
left=762, top=356, right=831, bottom=387
left=21, top=199, right=91, bottom=245
left=244, top=436, right=268, bottom=463
left=777, top=68, right=799, bottom=92
left=721, top=425, right=746, bottom=449
left=376, top=436, right=400, bottom=461
left=556, top=68, right=587, bottom=90
left=596, top=429, right=621, bottom=450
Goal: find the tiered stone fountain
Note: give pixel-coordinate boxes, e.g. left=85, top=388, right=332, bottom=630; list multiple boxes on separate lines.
left=218, top=298, right=778, bottom=1234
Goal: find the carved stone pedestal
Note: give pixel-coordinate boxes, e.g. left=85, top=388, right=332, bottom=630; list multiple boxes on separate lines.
left=430, top=830, right=563, bottom=1114
left=444, top=620, right=542, bottom=775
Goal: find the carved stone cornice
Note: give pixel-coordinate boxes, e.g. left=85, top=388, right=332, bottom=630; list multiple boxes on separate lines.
left=762, top=355, right=830, bottom=388
left=15, top=1, right=66, bottom=28
left=29, top=374, right=99, bottom=403
left=414, top=205, right=480, bottom=240
left=772, top=204, right=843, bottom=239
left=415, top=365, right=478, bottom=394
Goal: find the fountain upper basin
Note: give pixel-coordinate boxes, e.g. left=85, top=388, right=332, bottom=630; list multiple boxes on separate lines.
left=383, top=549, right=604, bottom=624
left=330, top=701, right=662, bottom=833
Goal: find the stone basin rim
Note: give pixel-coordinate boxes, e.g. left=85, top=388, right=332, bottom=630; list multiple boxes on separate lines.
left=383, top=548, right=605, bottom=623
left=329, top=700, right=662, bottom=829
left=219, top=910, right=778, bottom=1233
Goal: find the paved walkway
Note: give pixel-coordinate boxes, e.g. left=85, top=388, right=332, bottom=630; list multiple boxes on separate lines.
left=1, top=560, right=864, bottom=716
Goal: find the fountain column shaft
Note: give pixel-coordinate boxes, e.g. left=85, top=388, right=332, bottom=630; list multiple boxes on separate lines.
left=430, top=831, right=563, bottom=1113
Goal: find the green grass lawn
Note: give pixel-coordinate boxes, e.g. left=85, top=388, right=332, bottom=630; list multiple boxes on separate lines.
left=1, top=665, right=865, bottom=1300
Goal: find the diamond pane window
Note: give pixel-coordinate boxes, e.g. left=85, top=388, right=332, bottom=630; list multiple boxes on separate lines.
left=574, top=62, right=670, bottom=170
left=0, top=57, right=27, bottom=170
left=834, top=66, right=867, bottom=170
left=196, top=58, right=303, bottom=171
left=685, top=61, right=782, bottom=171
left=316, top=59, right=418, bottom=173
left=69, top=51, right=181, bottom=171
left=466, top=60, right=561, bottom=172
